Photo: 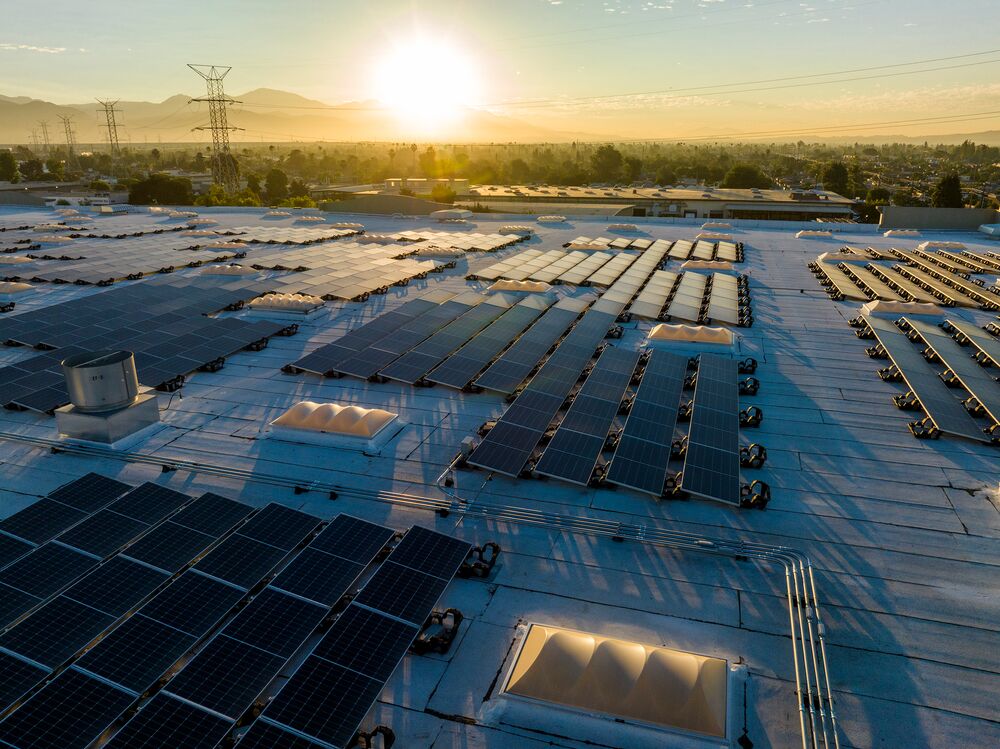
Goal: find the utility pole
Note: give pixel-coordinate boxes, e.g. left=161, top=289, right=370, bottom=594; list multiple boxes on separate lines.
left=57, top=115, right=80, bottom=172
left=30, top=130, right=40, bottom=153
left=188, top=64, right=242, bottom=192
left=38, top=121, right=52, bottom=156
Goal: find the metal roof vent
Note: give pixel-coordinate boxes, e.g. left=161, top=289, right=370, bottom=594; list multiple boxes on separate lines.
left=61, top=351, right=139, bottom=413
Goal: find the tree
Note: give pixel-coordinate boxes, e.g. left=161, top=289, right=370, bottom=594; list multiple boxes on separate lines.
left=623, top=156, right=643, bottom=182
left=265, top=168, right=288, bottom=202
left=931, top=174, right=963, bottom=208
left=128, top=173, right=194, bottom=205
left=892, top=188, right=923, bottom=207
left=88, top=179, right=111, bottom=192
left=19, top=159, right=45, bottom=181
left=721, top=164, right=773, bottom=189
left=654, top=165, right=676, bottom=185
left=245, top=173, right=262, bottom=196
left=508, top=158, right=531, bottom=183
left=590, top=145, right=623, bottom=182
left=430, top=184, right=456, bottom=204
left=288, top=178, right=309, bottom=198
left=866, top=187, right=891, bottom=205
left=821, top=162, right=849, bottom=195
left=419, top=147, right=438, bottom=178
left=0, top=151, right=17, bottom=182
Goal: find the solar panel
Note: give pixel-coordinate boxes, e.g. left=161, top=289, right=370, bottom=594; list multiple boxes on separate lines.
left=469, top=309, right=619, bottom=476
left=270, top=548, right=364, bottom=606
left=473, top=298, right=589, bottom=394
left=0, top=651, right=47, bottom=713
left=47, top=472, right=132, bottom=512
left=56, top=509, right=149, bottom=557
left=311, top=604, right=418, bottom=680
left=0, top=499, right=88, bottom=546
left=106, top=482, right=191, bottom=524
left=139, top=571, right=246, bottom=637
left=605, top=350, right=687, bottom=496
left=306, top=514, right=395, bottom=563
left=102, top=693, right=232, bottom=749
left=0, top=668, right=134, bottom=749
left=943, top=318, right=1000, bottom=368
left=237, top=720, right=327, bottom=748
left=194, top=534, right=289, bottom=589
left=236, top=503, right=321, bottom=550
left=379, top=296, right=515, bottom=384
left=679, top=355, right=742, bottom=505
left=75, top=614, right=197, bottom=693
left=427, top=296, right=553, bottom=389
left=164, top=634, right=286, bottom=719
left=864, top=315, right=990, bottom=442
left=221, top=588, right=326, bottom=657
left=0, top=583, right=39, bottom=628
left=353, top=560, right=452, bottom=625
left=168, top=491, right=252, bottom=535
left=0, top=541, right=98, bottom=598
left=120, top=521, right=216, bottom=573
left=534, top=346, right=640, bottom=486
left=62, top=556, right=168, bottom=617
left=387, top=525, right=473, bottom=580
left=0, top=595, right=115, bottom=668
left=261, top=656, right=384, bottom=749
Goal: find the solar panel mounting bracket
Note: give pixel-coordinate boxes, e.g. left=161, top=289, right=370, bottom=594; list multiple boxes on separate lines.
left=740, top=479, right=771, bottom=509
left=411, top=608, right=463, bottom=655
left=739, top=406, right=763, bottom=428
left=740, top=443, right=768, bottom=468
left=353, top=726, right=396, bottom=749
left=457, top=542, right=500, bottom=579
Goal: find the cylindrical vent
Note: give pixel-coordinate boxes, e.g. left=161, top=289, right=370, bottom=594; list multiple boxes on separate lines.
left=61, top=350, right=139, bottom=413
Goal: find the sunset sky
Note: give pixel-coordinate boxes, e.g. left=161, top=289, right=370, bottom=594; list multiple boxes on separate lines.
left=3, top=0, right=999, bottom=139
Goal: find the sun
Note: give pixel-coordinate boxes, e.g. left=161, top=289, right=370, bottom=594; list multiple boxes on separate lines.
left=372, top=38, right=481, bottom=133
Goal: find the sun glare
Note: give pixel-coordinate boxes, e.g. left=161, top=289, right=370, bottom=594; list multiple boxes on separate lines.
left=372, top=38, right=480, bottom=133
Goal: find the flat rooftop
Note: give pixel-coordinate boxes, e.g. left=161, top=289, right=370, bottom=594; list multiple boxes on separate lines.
left=469, top=184, right=855, bottom=206
left=0, top=207, right=997, bottom=749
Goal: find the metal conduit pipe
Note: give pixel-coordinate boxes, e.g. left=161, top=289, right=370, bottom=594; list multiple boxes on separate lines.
left=0, top=431, right=840, bottom=749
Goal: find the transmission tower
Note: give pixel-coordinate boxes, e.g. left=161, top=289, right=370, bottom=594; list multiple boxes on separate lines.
left=57, top=115, right=80, bottom=171
left=188, top=64, right=242, bottom=192
left=38, top=121, right=52, bottom=156
left=30, top=130, right=40, bottom=152
left=96, top=99, right=123, bottom=157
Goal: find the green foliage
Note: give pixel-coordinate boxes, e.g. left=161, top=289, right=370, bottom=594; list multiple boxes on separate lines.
left=430, top=184, right=456, bottom=204
left=128, top=173, right=194, bottom=205
left=654, top=166, right=676, bottom=185
left=88, top=179, right=112, bottom=192
left=623, top=157, right=643, bottom=182
left=278, top=195, right=317, bottom=208
left=0, top=151, right=17, bottom=182
left=19, top=159, right=45, bottom=181
left=866, top=187, right=891, bottom=205
left=591, top=145, right=624, bottom=182
left=931, top=174, right=963, bottom=208
left=265, top=168, right=288, bottom=202
left=245, top=173, right=262, bottom=196
left=891, top=188, right=923, bottom=207
left=721, top=164, right=773, bottom=189
left=55, top=199, right=71, bottom=206
left=821, top=162, right=849, bottom=195
left=288, top=178, right=310, bottom=198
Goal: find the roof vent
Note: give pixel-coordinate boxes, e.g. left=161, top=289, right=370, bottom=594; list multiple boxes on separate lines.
left=61, top=350, right=139, bottom=413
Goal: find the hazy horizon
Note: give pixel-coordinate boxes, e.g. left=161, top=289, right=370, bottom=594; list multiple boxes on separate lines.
left=2, top=0, right=1000, bottom=142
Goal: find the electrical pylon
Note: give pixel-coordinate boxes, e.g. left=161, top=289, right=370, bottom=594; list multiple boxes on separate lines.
left=57, top=115, right=80, bottom=171
left=188, top=64, right=242, bottom=192
left=96, top=99, right=122, bottom=157
left=38, top=121, right=51, bottom=156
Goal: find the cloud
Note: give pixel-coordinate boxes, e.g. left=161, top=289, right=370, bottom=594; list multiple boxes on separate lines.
left=0, top=42, right=66, bottom=54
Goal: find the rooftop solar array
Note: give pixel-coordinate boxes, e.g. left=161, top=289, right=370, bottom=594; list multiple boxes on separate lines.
left=627, top=269, right=680, bottom=319
left=244, top=241, right=448, bottom=301
left=942, top=317, right=1000, bottom=368
left=900, top=317, right=1000, bottom=432
left=390, top=229, right=523, bottom=252
left=679, top=354, right=742, bottom=506
left=227, top=225, right=360, bottom=244
left=0, top=276, right=286, bottom=413
left=285, top=289, right=456, bottom=376
left=468, top=307, right=622, bottom=476
left=0, top=469, right=471, bottom=749
left=379, top=293, right=518, bottom=384
left=427, top=294, right=555, bottom=390
left=533, top=346, right=640, bottom=485
left=473, top=296, right=592, bottom=394
left=259, top=525, right=471, bottom=749
left=859, top=314, right=992, bottom=442
left=470, top=247, right=647, bottom=288
left=605, top=350, right=688, bottom=496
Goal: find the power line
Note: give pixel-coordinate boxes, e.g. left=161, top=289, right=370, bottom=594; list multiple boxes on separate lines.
left=228, top=48, right=1000, bottom=113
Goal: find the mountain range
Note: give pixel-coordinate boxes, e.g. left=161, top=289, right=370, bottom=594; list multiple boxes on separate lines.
left=2, top=89, right=1000, bottom=146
